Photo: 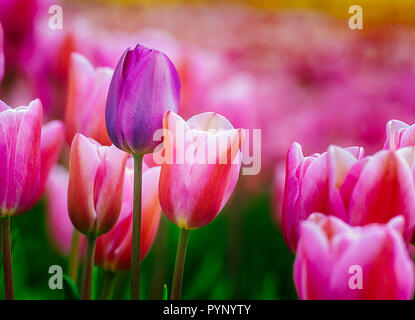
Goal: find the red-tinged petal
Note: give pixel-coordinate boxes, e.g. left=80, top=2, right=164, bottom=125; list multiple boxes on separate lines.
left=95, top=163, right=161, bottom=271
left=159, top=111, right=243, bottom=229
left=94, top=145, right=128, bottom=236
left=140, top=166, right=162, bottom=259
left=185, top=130, right=243, bottom=229
left=348, top=150, right=415, bottom=241
left=340, top=157, right=370, bottom=213
left=68, top=134, right=101, bottom=234
left=25, top=120, right=64, bottom=211
left=327, top=146, right=359, bottom=220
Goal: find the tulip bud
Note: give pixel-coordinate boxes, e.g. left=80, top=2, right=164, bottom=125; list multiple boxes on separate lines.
left=105, top=44, right=181, bottom=155
left=0, top=99, right=42, bottom=217
left=95, top=158, right=161, bottom=271
left=65, top=53, right=113, bottom=146
left=294, top=214, right=414, bottom=300
left=68, top=134, right=128, bottom=237
left=159, top=111, right=244, bottom=229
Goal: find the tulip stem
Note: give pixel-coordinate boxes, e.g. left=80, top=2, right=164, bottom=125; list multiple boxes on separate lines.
left=1, top=217, right=14, bottom=300
left=68, top=230, right=81, bottom=283
left=81, top=236, right=96, bottom=300
left=171, top=228, right=189, bottom=300
left=101, top=271, right=117, bottom=300
left=131, top=153, right=143, bottom=300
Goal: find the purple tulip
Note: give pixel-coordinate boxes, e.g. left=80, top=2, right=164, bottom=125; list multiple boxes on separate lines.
left=105, top=44, right=181, bottom=155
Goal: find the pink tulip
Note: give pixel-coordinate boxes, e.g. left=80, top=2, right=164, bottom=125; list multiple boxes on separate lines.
left=65, top=53, right=113, bottom=146
left=95, top=157, right=161, bottom=271
left=68, top=134, right=128, bottom=237
left=347, top=149, right=415, bottom=241
left=0, top=98, right=64, bottom=216
left=45, top=166, right=78, bottom=255
left=159, top=111, right=244, bottom=229
left=0, top=99, right=42, bottom=216
left=294, top=214, right=414, bottom=300
left=384, top=120, right=415, bottom=150
left=281, top=142, right=364, bottom=251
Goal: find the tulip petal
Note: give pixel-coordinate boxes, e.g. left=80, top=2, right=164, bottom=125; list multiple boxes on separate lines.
left=0, top=99, right=42, bottom=215
left=348, top=150, right=415, bottom=241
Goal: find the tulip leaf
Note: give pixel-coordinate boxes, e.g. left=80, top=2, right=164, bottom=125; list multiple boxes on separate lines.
left=162, top=284, right=168, bottom=300
left=63, top=274, right=80, bottom=300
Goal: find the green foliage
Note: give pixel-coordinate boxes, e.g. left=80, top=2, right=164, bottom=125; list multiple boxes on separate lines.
left=63, top=275, right=79, bottom=300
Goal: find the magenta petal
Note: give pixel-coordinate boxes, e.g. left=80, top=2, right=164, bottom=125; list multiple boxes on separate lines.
left=348, top=150, right=415, bottom=241
left=331, top=227, right=414, bottom=300
left=294, top=220, right=333, bottom=300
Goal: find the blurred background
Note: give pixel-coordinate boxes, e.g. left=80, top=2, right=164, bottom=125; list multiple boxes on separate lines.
left=1, top=0, right=415, bottom=299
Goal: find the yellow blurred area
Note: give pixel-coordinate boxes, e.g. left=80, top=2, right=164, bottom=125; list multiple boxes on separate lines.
left=95, top=0, right=415, bottom=26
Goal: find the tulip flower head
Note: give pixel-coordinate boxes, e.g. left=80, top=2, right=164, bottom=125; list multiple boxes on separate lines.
left=0, top=99, right=42, bottom=217
left=65, top=53, right=113, bottom=146
left=281, top=142, right=364, bottom=251
left=68, top=134, right=128, bottom=237
left=95, top=157, right=161, bottom=271
left=294, top=214, right=414, bottom=300
left=105, top=44, right=181, bottom=155
left=159, top=111, right=244, bottom=229
left=282, top=142, right=415, bottom=251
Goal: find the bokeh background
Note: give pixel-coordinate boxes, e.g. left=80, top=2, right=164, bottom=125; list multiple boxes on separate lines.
left=1, top=0, right=415, bottom=299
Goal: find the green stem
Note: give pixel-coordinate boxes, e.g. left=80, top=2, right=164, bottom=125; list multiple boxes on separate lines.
left=80, top=237, right=96, bottom=300
left=68, top=230, right=81, bottom=283
left=101, top=271, right=117, bottom=300
left=131, top=153, right=143, bottom=300
left=171, top=228, right=189, bottom=300
left=2, top=217, right=14, bottom=300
